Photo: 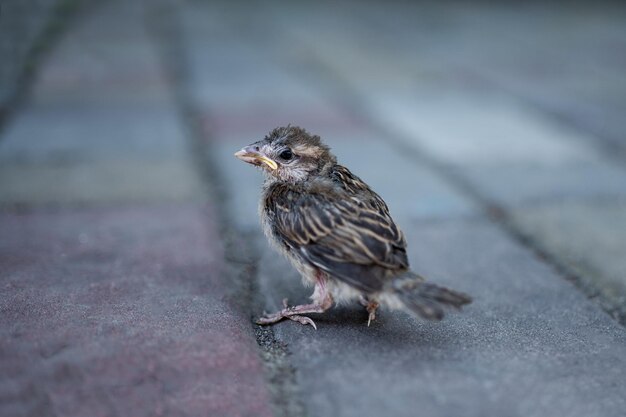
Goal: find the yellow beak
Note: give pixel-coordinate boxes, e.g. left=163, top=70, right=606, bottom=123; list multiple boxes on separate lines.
left=234, top=148, right=278, bottom=170
left=255, top=155, right=278, bottom=170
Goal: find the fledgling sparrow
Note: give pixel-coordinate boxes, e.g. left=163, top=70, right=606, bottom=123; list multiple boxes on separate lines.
left=235, top=126, right=471, bottom=329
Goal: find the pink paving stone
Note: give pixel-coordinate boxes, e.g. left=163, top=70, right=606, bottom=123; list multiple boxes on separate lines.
left=0, top=204, right=274, bottom=417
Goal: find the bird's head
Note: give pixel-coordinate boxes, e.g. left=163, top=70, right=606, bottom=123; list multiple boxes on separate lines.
left=234, top=126, right=336, bottom=182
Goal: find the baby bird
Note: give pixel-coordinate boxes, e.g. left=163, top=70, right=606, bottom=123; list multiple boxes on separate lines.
left=235, top=126, right=471, bottom=329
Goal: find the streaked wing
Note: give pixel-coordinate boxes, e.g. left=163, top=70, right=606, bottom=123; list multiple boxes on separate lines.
left=265, top=166, right=408, bottom=292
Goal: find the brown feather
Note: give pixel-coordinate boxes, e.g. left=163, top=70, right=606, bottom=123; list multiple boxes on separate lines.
left=264, top=164, right=408, bottom=292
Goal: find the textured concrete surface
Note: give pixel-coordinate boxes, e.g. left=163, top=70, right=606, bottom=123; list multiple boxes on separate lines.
left=0, top=1, right=202, bottom=206
left=511, top=201, right=626, bottom=319
left=0, top=2, right=274, bottom=417
left=0, top=206, right=273, bottom=417
left=0, top=2, right=201, bottom=205
left=0, top=0, right=69, bottom=109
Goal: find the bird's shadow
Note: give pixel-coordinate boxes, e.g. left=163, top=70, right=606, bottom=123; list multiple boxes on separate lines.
left=257, top=272, right=467, bottom=352
left=284, top=302, right=466, bottom=352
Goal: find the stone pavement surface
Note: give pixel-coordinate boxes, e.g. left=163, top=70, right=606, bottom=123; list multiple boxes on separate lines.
left=1, top=1, right=626, bottom=417
left=0, top=0, right=69, bottom=112
left=0, top=2, right=272, bottom=417
left=0, top=206, right=272, bottom=417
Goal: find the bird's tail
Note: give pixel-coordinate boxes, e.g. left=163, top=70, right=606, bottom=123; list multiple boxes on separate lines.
left=387, top=271, right=472, bottom=321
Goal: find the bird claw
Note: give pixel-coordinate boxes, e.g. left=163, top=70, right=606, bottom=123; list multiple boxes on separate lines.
left=360, top=296, right=379, bottom=327
left=286, top=314, right=317, bottom=329
left=367, top=310, right=376, bottom=327
left=255, top=299, right=318, bottom=329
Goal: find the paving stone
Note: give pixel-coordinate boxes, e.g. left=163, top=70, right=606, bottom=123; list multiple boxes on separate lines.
left=1, top=1, right=274, bottom=417
left=179, top=2, right=357, bottom=138
left=373, top=95, right=593, bottom=167
left=458, top=163, right=626, bottom=207
left=180, top=6, right=326, bottom=109
left=412, top=4, right=626, bottom=153
left=356, top=2, right=626, bottom=152
left=0, top=104, right=190, bottom=162
left=0, top=159, right=203, bottom=205
left=30, top=1, right=172, bottom=106
left=0, top=205, right=274, bottom=417
left=0, top=0, right=64, bottom=108
left=255, top=218, right=626, bottom=417
left=0, top=103, right=203, bottom=205
left=510, top=200, right=626, bottom=317
left=0, top=1, right=203, bottom=205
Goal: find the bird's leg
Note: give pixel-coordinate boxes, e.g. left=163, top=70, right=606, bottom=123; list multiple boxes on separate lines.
left=256, top=271, right=333, bottom=330
left=359, top=296, right=379, bottom=326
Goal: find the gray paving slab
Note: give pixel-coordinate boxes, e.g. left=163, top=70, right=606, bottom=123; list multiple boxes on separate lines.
left=371, top=94, right=626, bottom=204
left=179, top=4, right=328, bottom=109
left=344, top=2, right=626, bottom=153
left=372, top=95, right=594, bottom=167
left=0, top=1, right=203, bottom=205
left=0, top=0, right=64, bottom=108
left=30, top=1, right=172, bottom=106
left=458, top=163, right=626, bottom=207
left=0, top=103, right=203, bottom=206
left=255, top=218, right=626, bottom=417
left=510, top=200, right=626, bottom=318
left=179, top=3, right=357, bottom=145
left=0, top=104, right=190, bottom=162
left=0, top=205, right=274, bottom=417
left=422, top=5, right=626, bottom=154
left=1, top=2, right=275, bottom=416
left=0, top=158, right=203, bottom=205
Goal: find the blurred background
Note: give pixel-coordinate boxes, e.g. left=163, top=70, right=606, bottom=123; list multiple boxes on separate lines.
left=1, top=1, right=626, bottom=415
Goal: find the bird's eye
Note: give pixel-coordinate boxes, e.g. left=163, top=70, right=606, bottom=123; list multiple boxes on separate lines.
left=279, top=149, right=293, bottom=161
